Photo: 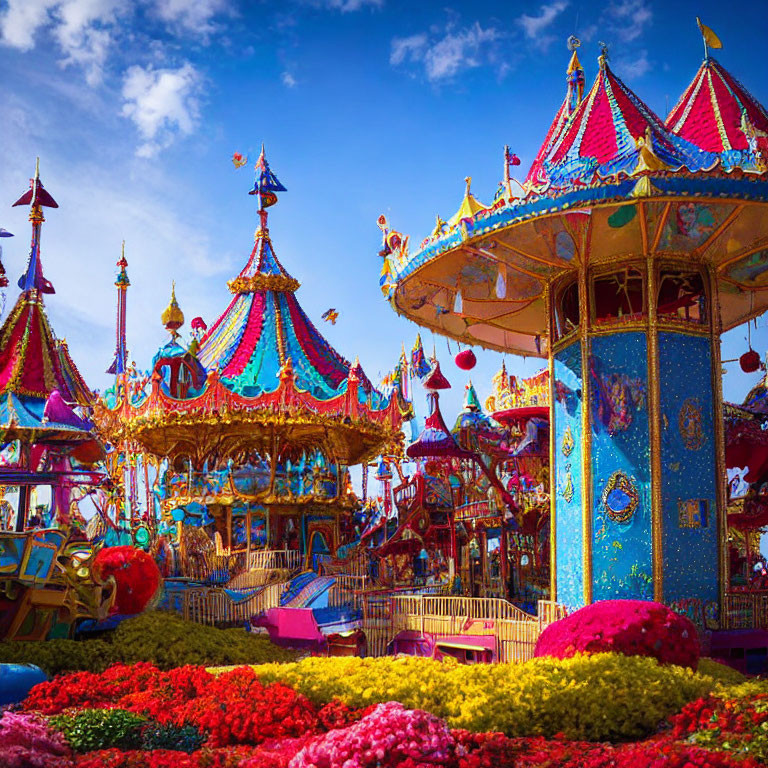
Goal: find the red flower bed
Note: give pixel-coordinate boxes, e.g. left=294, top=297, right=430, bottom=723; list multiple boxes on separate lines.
left=534, top=600, right=699, bottom=669
left=25, top=664, right=319, bottom=747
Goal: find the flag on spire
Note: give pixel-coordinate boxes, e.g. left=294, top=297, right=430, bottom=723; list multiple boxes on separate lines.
left=697, top=17, right=722, bottom=54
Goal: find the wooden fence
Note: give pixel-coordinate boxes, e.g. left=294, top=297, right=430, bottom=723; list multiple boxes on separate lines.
left=181, top=582, right=284, bottom=626
left=722, top=592, right=768, bottom=629
left=362, top=595, right=563, bottom=663
left=246, top=549, right=303, bottom=573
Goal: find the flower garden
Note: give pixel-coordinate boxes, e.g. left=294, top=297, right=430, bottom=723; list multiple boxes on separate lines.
left=2, top=606, right=768, bottom=768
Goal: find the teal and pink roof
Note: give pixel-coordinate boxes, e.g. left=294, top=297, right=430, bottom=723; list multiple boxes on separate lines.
left=197, top=151, right=378, bottom=403
left=381, top=35, right=768, bottom=356
left=100, top=149, right=403, bottom=467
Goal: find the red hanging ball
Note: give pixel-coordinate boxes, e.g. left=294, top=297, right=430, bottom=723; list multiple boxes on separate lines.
left=455, top=349, right=477, bottom=371
left=740, top=349, right=761, bottom=373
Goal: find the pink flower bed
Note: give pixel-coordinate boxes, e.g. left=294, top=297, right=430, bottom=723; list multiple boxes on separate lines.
left=534, top=600, right=699, bottom=669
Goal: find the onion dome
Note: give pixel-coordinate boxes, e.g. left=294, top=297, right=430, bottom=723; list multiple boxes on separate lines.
left=541, top=50, right=714, bottom=187
left=423, top=359, right=451, bottom=391
left=525, top=44, right=585, bottom=188
left=665, top=56, right=768, bottom=172
left=161, top=283, right=184, bottom=334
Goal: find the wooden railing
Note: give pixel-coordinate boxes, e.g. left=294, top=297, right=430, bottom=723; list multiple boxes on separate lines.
left=327, top=575, right=369, bottom=610
left=181, top=582, right=284, bottom=626
left=363, top=596, right=565, bottom=663
left=227, top=567, right=290, bottom=590
left=722, top=592, right=768, bottom=629
left=246, top=549, right=303, bottom=573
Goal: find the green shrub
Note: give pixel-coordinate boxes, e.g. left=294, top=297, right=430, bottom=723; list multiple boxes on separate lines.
left=141, top=723, right=205, bottom=753
left=250, top=653, right=714, bottom=742
left=0, top=638, right=117, bottom=676
left=0, top=612, right=298, bottom=675
left=49, top=708, right=145, bottom=752
left=697, top=658, right=746, bottom=686
left=113, top=611, right=299, bottom=668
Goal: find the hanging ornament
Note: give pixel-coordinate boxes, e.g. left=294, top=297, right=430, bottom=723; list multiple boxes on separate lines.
left=453, top=289, right=463, bottom=314
left=740, top=349, right=761, bottom=373
left=455, top=349, right=477, bottom=370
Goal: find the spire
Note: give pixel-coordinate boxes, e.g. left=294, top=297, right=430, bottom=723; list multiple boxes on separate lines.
left=107, top=241, right=130, bottom=375
left=464, top=381, right=483, bottom=412
left=161, top=282, right=184, bottom=338
left=249, top=144, right=287, bottom=229
left=525, top=39, right=585, bottom=188
left=12, top=158, right=57, bottom=295
left=228, top=147, right=298, bottom=293
left=447, top=176, right=488, bottom=228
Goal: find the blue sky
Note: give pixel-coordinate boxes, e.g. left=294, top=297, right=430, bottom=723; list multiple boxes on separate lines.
left=0, top=0, right=767, bottom=430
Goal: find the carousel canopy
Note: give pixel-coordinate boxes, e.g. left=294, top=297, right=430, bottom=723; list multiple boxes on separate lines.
left=382, top=42, right=768, bottom=356
left=98, top=148, right=404, bottom=468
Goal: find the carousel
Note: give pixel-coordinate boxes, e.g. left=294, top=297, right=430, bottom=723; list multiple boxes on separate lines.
left=96, top=149, right=407, bottom=575
left=379, top=34, right=768, bottom=625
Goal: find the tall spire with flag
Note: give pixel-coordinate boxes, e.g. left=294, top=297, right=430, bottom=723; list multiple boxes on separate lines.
left=107, top=242, right=130, bottom=375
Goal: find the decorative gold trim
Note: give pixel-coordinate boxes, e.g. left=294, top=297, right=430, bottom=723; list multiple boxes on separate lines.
left=578, top=233, right=593, bottom=606
left=708, top=264, right=728, bottom=618
left=546, top=286, right=557, bottom=602
left=646, top=255, right=664, bottom=603
left=228, top=274, right=300, bottom=294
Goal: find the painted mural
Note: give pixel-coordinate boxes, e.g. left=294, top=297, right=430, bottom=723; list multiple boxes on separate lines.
left=553, top=341, right=584, bottom=608
left=590, top=333, right=653, bottom=602
left=658, top=333, right=719, bottom=606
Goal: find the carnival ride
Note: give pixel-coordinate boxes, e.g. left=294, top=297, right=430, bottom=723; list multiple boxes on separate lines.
left=379, top=31, right=768, bottom=645
left=0, top=162, right=111, bottom=641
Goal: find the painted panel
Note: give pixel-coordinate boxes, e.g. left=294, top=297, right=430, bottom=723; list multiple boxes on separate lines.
left=553, top=341, right=584, bottom=608
left=590, top=333, right=653, bottom=601
left=659, top=332, right=719, bottom=607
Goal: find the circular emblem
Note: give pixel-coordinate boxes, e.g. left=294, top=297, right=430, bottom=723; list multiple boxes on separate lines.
left=678, top=398, right=704, bottom=451
left=601, top=471, right=639, bottom=524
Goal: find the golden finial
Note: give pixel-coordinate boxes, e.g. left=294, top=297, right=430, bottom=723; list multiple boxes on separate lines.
left=161, top=281, right=184, bottom=335
left=464, top=176, right=472, bottom=196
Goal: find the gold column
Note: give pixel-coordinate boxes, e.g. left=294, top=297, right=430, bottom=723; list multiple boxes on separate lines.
left=708, top=265, right=728, bottom=615
left=546, top=286, right=557, bottom=601
left=646, top=254, right=663, bottom=602
left=578, top=263, right=593, bottom=605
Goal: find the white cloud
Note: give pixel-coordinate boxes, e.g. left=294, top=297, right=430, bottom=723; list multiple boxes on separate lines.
left=390, top=23, right=501, bottom=82
left=151, top=0, right=230, bottom=36
left=389, top=33, right=427, bottom=66
left=0, top=0, right=57, bottom=50
left=311, top=0, right=383, bottom=11
left=608, top=0, right=652, bottom=42
left=121, top=63, right=203, bottom=157
left=614, top=48, right=651, bottom=80
left=0, top=0, right=124, bottom=84
left=281, top=71, right=297, bottom=88
left=518, top=1, right=569, bottom=39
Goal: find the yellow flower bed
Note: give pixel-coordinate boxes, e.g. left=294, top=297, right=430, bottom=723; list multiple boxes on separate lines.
left=211, top=653, right=715, bottom=742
